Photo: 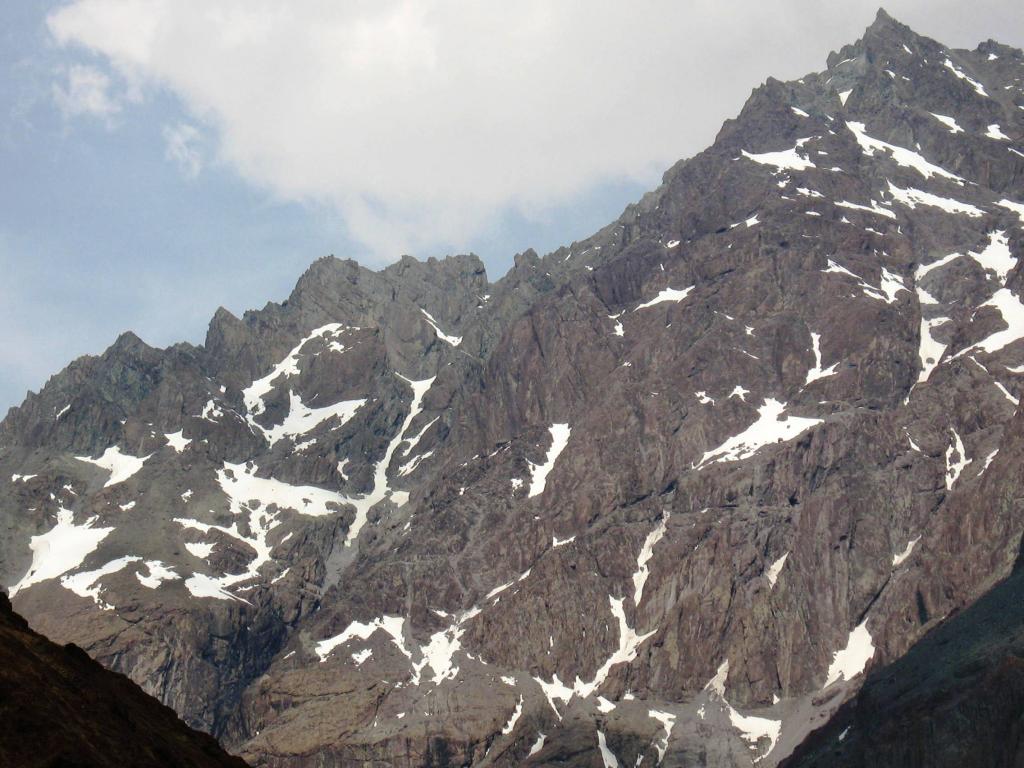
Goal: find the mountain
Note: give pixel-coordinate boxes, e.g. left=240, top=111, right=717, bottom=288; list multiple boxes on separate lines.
left=0, top=592, right=248, bottom=767
left=2, top=8, right=1024, bottom=766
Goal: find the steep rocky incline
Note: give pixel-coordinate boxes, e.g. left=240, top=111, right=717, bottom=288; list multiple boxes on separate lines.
left=0, top=593, right=249, bottom=768
left=781, top=543, right=1024, bottom=768
left=2, top=8, right=1024, bottom=767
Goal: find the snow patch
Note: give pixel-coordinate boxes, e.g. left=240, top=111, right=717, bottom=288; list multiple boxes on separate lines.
left=597, top=730, right=619, bottom=768
left=805, top=332, right=838, bottom=384
left=887, top=182, right=983, bottom=216
left=75, top=447, right=151, bottom=488
left=420, top=309, right=462, bottom=346
left=888, top=180, right=983, bottom=217
left=185, top=541, right=214, bottom=559
left=316, top=615, right=411, bottom=662
left=943, top=58, right=988, bottom=97
left=501, top=695, right=524, bottom=735
left=137, top=560, right=180, bottom=589
left=766, top=552, right=789, bottom=588
left=219, top=461, right=348, bottom=518
left=879, top=268, right=908, bottom=303
left=824, top=621, right=875, bottom=687
left=966, top=231, right=1015, bottom=284
left=741, top=138, right=816, bottom=172
left=945, top=428, right=971, bottom=489
left=398, top=449, right=433, bottom=477
left=696, top=399, right=822, bottom=468
left=632, top=510, right=670, bottom=606
left=61, top=555, right=140, bottom=609
left=9, top=509, right=115, bottom=597
left=200, top=400, right=224, bottom=421
left=847, top=121, right=961, bottom=181
left=930, top=113, right=963, bottom=133
left=485, top=580, right=513, bottom=601
left=535, top=595, right=656, bottom=709
left=572, top=596, right=656, bottom=699
left=997, top=198, right=1024, bottom=223
left=823, top=259, right=900, bottom=302
left=528, top=733, right=546, bottom=757
left=341, top=375, right=435, bottom=545
left=704, top=660, right=781, bottom=763
left=729, top=385, right=750, bottom=401
left=915, top=283, right=949, bottom=384
left=995, top=381, right=1019, bottom=406
left=176, top=458, right=362, bottom=600
left=534, top=674, right=575, bottom=718
left=966, top=289, right=1024, bottom=355
left=634, top=286, right=694, bottom=311
left=243, top=323, right=348, bottom=417
left=181, top=572, right=245, bottom=601
left=835, top=199, right=896, bottom=219
left=411, top=606, right=481, bottom=685
left=648, top=709, right=676, bottom=764
left=979, top=449, right=999, bottom=476
left=528, top=423, right=571, bottom=498
left=729, top=706, right=782, bottom=763
left=986, top=124, right=1010, bottom=141
left=916, top=251, right=961, bottom=279
left=261, top=391, right=366, bottom=447
left=164, top=430, right=191, bottom=452
left=892, top=536, right=920, bottom=568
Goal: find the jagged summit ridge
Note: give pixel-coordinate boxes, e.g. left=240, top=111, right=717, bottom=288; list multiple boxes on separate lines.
left=1, top=11, right=1024, bottom=768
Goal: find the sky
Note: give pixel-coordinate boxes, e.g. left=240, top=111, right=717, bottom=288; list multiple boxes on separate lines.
left=2, top=1, right=1023, bottom=413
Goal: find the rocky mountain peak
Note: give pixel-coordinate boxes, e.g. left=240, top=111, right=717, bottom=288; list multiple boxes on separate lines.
left=865, top=7, right=906, bottom=36
left=3, top=12, right=1024, bottom=768
left=108, top=329, right=151, bottom=355
left=829, top=7, right=921, bottom=67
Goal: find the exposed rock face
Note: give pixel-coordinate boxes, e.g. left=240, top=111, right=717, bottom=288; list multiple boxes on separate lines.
left=0, top=593, right=248, bottom=768
left=2, top=8, right=1024, bottom=767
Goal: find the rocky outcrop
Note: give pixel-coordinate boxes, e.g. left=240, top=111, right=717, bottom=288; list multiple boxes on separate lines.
left=2, top=8, right=1024, bottom=767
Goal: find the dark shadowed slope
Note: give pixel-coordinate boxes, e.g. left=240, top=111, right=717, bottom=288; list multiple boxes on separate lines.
left=782, top=545, right=1024, bottom=768
left=0, top=592, right=248, bottom=768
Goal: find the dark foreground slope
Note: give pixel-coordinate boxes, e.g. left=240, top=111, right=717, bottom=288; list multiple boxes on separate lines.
left=0, top=593, right=248, bottom=768
left=782, top=546, right=1024, bottom=768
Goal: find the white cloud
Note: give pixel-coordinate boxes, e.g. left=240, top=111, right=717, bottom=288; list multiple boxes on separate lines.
left=52, top=63, right=120, bottom=120
left=163, top=122, right=203, bottom=178
left=45, top=0, right=1024, bottom=260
